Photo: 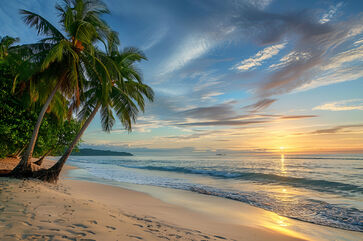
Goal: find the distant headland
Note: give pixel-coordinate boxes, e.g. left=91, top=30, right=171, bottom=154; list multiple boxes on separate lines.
left=71, top=148, right=133, bottom=156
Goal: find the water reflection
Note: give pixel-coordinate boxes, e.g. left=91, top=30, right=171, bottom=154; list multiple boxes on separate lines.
left=262, top=212, right=309, bottom=240
left=280, top=154, right=286, bottom=174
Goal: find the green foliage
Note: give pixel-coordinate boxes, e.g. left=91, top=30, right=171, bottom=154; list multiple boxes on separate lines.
left=71, top=148, right=132, bottom=156
left=0, top=61, right=81, bottom=158
left=0, top=0, right=154, bottom=165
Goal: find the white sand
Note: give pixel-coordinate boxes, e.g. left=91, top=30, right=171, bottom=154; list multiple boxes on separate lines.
left=0, top=157, right=307, bottom=240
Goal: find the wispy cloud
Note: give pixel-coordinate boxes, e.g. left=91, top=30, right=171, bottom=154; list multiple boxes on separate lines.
left=311, top=124, right=363, bottom=134
left=243, top=98, right=276, bottom=112
left=178, top=101, right=237, bottom=120
left=178, top=120, right=268, bottom=127
left=319, top=2, right=343, bottom=24
left=269, top=51, right=311, bottom=70
left=142, top=24, right=168, bottom=51
left=280, top=115, right=317, bottom=119
left=229, top=3, right=363, bottom=96
left=201, top=91, right=224, bottom=101
left=234, top=43, right=286, bottom=71
left=313, top=99, right=363, bottom=111
left=161, top=35, right=214, bottom=75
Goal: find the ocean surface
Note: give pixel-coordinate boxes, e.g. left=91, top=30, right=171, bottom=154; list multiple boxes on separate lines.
left=65, top=153, right=363, bottom=232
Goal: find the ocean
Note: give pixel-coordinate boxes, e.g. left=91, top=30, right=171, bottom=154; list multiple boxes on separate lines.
left=64, top=153, right=363, bottom=232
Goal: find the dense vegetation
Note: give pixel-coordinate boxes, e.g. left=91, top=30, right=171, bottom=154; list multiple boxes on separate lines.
left=0, top=0, right=153, bottom=182
left=71, top=148, right=133, bottom=156
left=0, top=55, right=81, bottom=158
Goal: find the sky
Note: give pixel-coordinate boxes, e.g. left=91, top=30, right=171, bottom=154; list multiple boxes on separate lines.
left=1, top=0, right=363, bottom=154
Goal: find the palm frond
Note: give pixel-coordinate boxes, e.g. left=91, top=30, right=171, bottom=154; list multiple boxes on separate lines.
left=100, top=104, right=115, bottom=132
left=20, top=9, right=65, bottom=40
left=41, top=40, right=68, bottom=70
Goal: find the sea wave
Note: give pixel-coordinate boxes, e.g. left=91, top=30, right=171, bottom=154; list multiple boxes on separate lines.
left=71, top=164, right=363, bottom=232
left=117, top=164, right=363, bottom=194
left=185, top=185, right=363, bottom=232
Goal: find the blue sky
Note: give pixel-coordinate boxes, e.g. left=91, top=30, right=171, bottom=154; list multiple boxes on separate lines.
left=1, top=0, right=362, bottom=154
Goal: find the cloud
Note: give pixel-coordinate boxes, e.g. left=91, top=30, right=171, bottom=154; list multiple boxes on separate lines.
left=311, top=124, right=363, bottom=134
left=178, top=101, right=237, bottom=120
left=152, top=0, right=277, bottom=77
left=280, top=115, right=317, bottom=119
left=229, top=3, right=363, bottom=96
left=319, top=2, right=343, bottom=24
left=141, top=24, right=168, bottom=51
left=234, top=43, right=286, bottom=71
left=295, top=42, right=363, bottom=91
left=165, top=130, right=223, bottom=140
left=201, top=91, right=224, bottom=101
left=160, top=34, right=214, bottom=75
left=297, top=66, right=363, bottom=92
left=320, top=44, right=363, bottom=71
left=313, top=99, right=363, bottom=111
left=243, top=98, right=276, bottom=112
left=269, top=51, right=311, bottom=70
left=178, top=120, right=268, bottom=127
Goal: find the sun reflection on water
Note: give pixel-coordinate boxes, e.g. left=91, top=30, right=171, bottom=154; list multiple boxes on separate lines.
left=261, top=212, right=309, bottom=240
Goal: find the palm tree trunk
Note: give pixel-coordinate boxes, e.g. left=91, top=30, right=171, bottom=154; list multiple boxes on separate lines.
left=9, top=144, right=26, bottom=158
left=15, top=144, right=27, bottom=158
left=11, top=79, right=64, bottom=175
left=35, top=103, right=101, bottom=183
left=34, top=149, right=52, bottom=166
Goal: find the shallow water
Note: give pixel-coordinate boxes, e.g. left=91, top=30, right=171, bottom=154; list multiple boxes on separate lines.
left=64, top=153, right=363, bottom=232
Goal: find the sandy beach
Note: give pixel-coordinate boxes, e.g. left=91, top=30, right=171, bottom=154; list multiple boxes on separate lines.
left=1, top=0, right=362, bottom=239
left=0, top=158, right=310, bottom=241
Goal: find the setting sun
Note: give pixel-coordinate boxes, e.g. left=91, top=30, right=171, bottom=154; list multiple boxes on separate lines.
left=0, top=0, right=362, bottom=241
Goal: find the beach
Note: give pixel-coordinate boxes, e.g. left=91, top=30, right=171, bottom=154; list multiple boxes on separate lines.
left=1, top=0, right=362, bottom=240
left=0, top=158, right=302, bottom=241
left=1, top=157, right=362, bottom=241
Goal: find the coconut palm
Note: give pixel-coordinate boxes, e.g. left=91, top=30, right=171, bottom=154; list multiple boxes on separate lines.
left=12, top=0, right=114, bottom=174
left=0, top=36, right=20, bottom=60
left=34, top=45, right=154, bottom=182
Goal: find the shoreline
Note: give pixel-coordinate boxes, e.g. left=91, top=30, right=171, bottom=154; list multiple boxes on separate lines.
left=64, top=166, right=363, bottom=241
left=0, top=158, right=304, bottom=240
left=1, top=158, right=361, bottom=240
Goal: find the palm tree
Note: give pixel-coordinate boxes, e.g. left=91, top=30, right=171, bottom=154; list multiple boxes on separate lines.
left=34, top=45, right=154, bottom=182
left=0, top=36, right=20, bottom=60
left=12, top=0, right=113, bottom=174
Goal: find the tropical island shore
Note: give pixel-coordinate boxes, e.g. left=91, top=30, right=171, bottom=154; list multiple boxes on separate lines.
left=0, top=158, right=308, bottom=241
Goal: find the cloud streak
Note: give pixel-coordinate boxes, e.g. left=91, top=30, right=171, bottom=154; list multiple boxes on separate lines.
left=243, top=98, right=276, bottom=112
left=234, top=43, right=286, bottom=71
left=314, top=99, right=363, bottom=111
left=311, top=124, right=363, bottom=134
left=229, top=3, right=363, bottom=96
left=178, top=120, right=268, bottom=127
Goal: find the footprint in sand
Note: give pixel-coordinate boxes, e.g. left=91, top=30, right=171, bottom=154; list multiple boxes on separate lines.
left=85, top=230, right=96, bottom=235
left=214, top=235, right=227, bottom=240
left=106, top=225, right=116, bottom=230
left=157, top=236, right=170, bottom=240
left=127, top=234, right=143, bottom=240
left=21, top=221, right=32, bottom=226
left=148, top=228, right=160, bottom=232
left=66, top=229, right=87, bottom=236
left=88, top=220, right=98, bottom=224
left=200, top=234, right=210, bottom=239
left=49, top=228, right=60, bottom=231
left=73, top=223, right=88, bottom=228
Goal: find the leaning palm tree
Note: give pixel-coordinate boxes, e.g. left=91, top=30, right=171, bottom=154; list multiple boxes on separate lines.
left=12, top=0, right=114, bottom=175
left=34, top=46, right=154, bottom=182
